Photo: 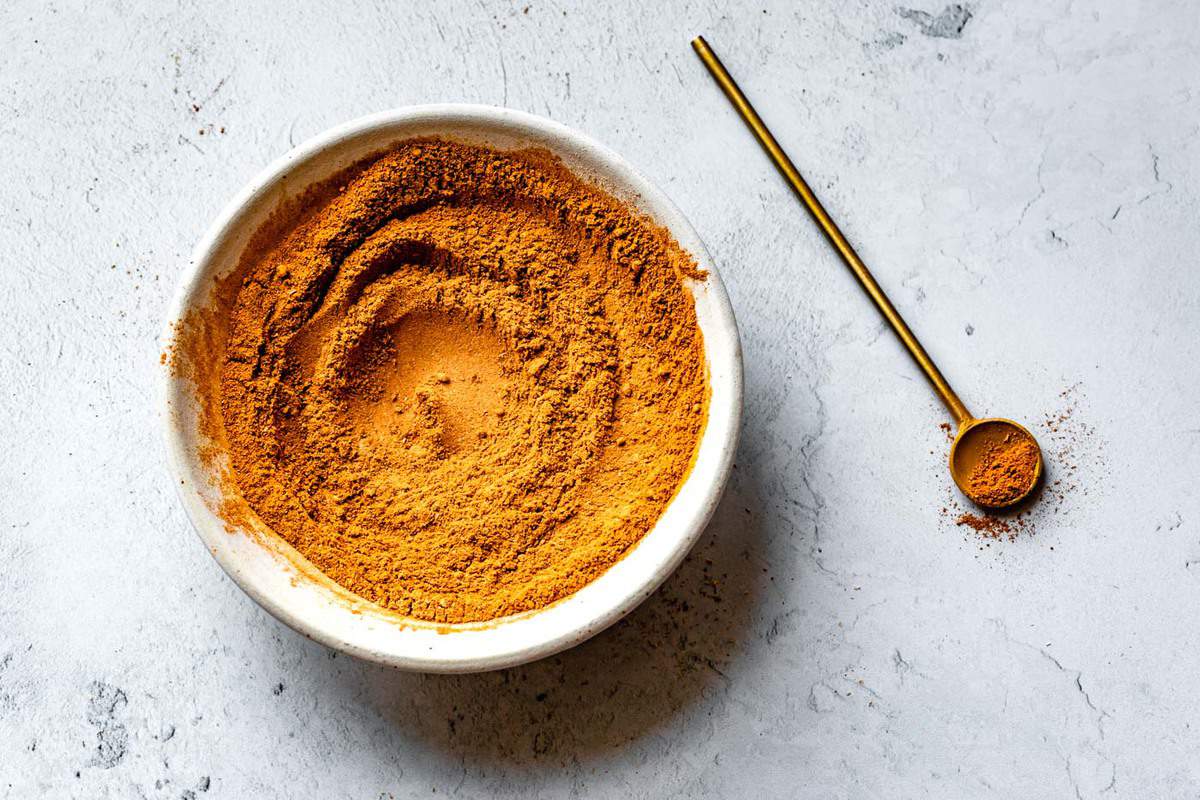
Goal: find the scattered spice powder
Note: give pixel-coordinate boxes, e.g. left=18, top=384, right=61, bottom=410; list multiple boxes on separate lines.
left=205, top=138, right=708, bottom=623
left=954, top=511, right=1026, bottom=539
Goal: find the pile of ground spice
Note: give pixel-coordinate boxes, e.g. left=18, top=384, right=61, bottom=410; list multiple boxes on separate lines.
left=953, top=510, right=1026, bottom=539
left=216, top=138, right=707, bottom=623
left=961, top=427, right=1040, bottom=507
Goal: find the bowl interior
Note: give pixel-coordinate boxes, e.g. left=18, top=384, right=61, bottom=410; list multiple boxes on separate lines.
left=162, top=106, right=741, bottom=672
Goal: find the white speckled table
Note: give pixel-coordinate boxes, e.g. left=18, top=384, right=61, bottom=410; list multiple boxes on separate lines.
left=3, top=1, right=1199, bottom=797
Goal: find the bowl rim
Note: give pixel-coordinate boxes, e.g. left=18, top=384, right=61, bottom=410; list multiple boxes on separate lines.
left=160, top=103, right=743, bottom=672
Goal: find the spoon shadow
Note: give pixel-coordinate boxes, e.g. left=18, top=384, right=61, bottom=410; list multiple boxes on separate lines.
left=324, top=463, right=770, bottom=767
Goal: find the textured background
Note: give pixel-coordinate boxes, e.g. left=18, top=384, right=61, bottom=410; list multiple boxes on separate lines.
left=2, top=1, right=1199, bottom=797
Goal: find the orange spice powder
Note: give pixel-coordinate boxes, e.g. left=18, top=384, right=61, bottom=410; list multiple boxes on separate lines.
left=214, top=138, right=708, bottom=623
left=962, top=428, right=1040, bottom=507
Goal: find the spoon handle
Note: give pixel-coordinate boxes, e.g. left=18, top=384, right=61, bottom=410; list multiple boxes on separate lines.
left=692, top=35, right=973, bottom=427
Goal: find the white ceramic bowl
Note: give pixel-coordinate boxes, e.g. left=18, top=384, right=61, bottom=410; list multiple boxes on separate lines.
left=161, top=105, right=742, bottom=672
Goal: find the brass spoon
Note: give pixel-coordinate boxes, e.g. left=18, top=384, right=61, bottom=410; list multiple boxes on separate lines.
left=692, top=36, right=1042, bottom=510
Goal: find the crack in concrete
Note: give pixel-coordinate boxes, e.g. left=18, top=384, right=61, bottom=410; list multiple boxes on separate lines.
left=1005, top=148, right=1048, bottom=238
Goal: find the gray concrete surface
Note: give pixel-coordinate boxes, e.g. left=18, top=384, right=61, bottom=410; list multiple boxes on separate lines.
left=2, top=1, right=1198, bottom=797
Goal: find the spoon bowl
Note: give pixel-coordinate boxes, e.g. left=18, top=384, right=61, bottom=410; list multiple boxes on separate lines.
left=950, top=418, right=1044, bottom=509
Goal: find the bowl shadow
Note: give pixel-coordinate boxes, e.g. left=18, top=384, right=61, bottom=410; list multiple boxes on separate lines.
left=324, top=456, right=770, bottom=767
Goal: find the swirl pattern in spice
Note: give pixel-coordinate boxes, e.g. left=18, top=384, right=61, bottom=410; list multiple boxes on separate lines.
left=218, top=138, right=708, bottom=623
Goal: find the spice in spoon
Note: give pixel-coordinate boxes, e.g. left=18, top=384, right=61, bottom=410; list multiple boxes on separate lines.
left=960, top=427, right=1041, bottom=507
